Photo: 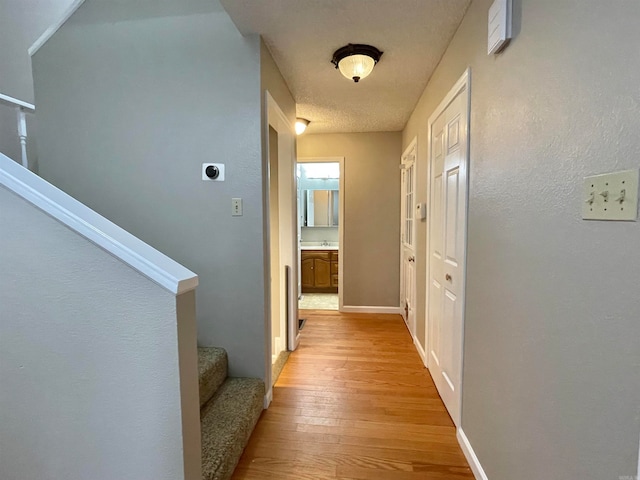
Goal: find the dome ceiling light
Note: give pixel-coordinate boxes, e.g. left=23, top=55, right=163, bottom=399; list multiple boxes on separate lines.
left=331, top=44, right=383, bottom=83
left=295, top=118, right=310, bottom=135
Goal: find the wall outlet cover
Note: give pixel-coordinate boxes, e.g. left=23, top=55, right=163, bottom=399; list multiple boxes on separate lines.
left=582, top=169, right=639, bottom=221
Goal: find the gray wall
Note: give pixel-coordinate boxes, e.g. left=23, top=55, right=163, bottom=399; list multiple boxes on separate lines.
left=0, top=186, right=196, bottom=480
left=298, top=132, right=402, bottom=307
left=403, top=0, right=640, bottom=478
left=32, top=0, right=266, bottom=378
left=0, top=0, right=75, bottom=164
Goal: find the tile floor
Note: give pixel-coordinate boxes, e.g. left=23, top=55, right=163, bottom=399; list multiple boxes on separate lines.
left=298, top=293, right=339, bottom=310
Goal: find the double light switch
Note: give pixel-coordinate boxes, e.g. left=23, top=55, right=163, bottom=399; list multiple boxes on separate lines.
left=582, top=169, right=639, bottom=221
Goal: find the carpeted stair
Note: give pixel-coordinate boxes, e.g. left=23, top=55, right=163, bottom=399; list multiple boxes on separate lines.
left=198, top=347, right=264, bottom=480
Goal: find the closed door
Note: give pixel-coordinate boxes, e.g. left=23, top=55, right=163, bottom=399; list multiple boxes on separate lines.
left=428, top=74, right=469, bottom=427
left=400, top=143, right=417, bottom=336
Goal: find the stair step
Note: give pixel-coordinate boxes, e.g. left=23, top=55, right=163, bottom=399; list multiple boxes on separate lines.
left=201, top=377, right=265, bottom=480
left=198, top=347, right=228, bottom=408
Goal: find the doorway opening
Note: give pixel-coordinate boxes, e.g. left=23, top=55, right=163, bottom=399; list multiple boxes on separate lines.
left=296, top=158, right=344, bottom=313
left=265, top=92, right=297, bottom=398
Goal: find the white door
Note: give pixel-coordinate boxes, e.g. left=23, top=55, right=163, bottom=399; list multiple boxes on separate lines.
left=427, top=71, right=469, bottom=427
left=400, top=142, right=417, bottom=336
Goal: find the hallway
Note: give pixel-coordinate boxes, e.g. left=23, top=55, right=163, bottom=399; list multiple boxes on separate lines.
left=233, top=311, right=474, bottom=479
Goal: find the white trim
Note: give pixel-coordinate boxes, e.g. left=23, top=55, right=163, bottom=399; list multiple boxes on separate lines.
left=265, top=92, right=297, bottom=345
left=457, top=429, right=489, bottom=480
left=264, top=388, right=273, bottom=409
left=0, top=153, right=198, bottom=295
left=0, top=93, right=35, bottom=112
left=413, top=335, right=428, bottom=368
left=341, top=305, right=403, bottom=315
left=29, top=0, right=87, bottom=56
left=429, top=68, right=471, bottom=127
left=399, top=137, right=418, bottom=336
left=297, top=156, right=345, bottom=312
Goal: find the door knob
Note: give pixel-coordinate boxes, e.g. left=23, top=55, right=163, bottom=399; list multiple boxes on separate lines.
left=445, top=274, right=452, bottom=281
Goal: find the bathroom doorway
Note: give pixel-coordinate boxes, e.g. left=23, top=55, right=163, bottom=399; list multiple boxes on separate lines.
left=296, top=158, right=344, bottom=313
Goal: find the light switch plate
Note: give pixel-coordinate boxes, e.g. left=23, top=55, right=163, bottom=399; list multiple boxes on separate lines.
left=582, top=169, right=639, bottom=221
left=232, top=198, right=243, bottom=216
left=488, top=0, right=512, bottom=55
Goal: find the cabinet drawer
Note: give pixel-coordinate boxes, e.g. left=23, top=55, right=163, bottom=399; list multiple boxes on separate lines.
left=301, top=250, right=330, bottom=261
left=331, top=274, right=339, bottom=287
left=330, top=251, right=339, bottom=262
left=331, top=262, right=338, bottom=274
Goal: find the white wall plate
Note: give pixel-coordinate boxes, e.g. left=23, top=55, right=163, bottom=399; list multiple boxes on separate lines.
left=202, top=163, right=225, bottom=181
left=582, top=169, right=639, bottom=221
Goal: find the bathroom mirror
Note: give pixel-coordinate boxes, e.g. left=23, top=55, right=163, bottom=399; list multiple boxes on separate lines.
left=303, top=190, right=339, bottom=227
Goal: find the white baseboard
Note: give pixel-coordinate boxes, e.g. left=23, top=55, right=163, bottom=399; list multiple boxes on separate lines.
left=340, top=305, right=403, bottom=315
left=457, top=428, right=488, bottom=480
left=264, top=388, right=273, bottom=409
left=413, top=335, right=428, bottom=368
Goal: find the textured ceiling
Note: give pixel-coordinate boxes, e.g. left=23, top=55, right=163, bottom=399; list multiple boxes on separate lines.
left=221, top=0, right=471, bottom=134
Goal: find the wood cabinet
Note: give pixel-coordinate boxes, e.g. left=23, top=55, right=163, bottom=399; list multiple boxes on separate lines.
left=301, top=250, right=338, bottom=293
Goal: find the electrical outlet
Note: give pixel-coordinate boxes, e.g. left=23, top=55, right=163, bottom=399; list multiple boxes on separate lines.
left=232, top=198, right=243, bottom=216
left=582, top=169, right=639, bottom=221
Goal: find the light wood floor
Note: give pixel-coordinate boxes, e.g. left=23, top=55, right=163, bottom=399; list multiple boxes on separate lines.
left=233, top=310, right=474, bottom=480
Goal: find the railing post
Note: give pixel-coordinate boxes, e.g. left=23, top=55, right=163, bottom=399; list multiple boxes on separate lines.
left=16, top=107, right=28, bottom=169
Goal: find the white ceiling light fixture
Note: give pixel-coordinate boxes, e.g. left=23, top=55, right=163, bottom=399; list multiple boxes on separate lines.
left=295, top=118, right=310, bottom=135
left=331, top=44, right=383, bottom=83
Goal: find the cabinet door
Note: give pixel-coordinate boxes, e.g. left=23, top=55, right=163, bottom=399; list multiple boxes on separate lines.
left=314, top=258, right=331, bottom=287
left=301, top=258, right=315, bottom=289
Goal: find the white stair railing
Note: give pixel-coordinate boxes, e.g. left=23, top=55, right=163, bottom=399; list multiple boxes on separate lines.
left=0, top=92, right=35, bottom=169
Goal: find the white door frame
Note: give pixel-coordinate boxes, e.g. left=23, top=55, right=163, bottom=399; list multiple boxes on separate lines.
left=264, top=91, right=297, bottom=403
left=400, top=138, right=418, bottom=337
left=297, top=156, right=345, bottom=312
left=425, top=68, right=471, bottom=427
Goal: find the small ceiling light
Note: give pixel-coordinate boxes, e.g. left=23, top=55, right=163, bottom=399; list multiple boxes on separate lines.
left=331, top=44, right=383, bottom=83
left=295, top=118, right=310, bottom=135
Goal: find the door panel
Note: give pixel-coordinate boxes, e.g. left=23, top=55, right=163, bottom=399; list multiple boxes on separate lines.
left=427, top=77, right=469, bottom=427
left=445, top=167, right=460, bottom=267
left=314, top=258, right=331, bottom=287
left=301, top=258, right=314, bottom=289
left=429, top=278, right=442, bottom=366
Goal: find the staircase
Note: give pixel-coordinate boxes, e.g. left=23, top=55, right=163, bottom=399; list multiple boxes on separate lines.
left=198, top=347, right=264, bottom=480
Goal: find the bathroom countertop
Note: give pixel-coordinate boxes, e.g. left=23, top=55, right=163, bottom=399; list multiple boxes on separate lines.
left=300, top=245, right=339, bottom=251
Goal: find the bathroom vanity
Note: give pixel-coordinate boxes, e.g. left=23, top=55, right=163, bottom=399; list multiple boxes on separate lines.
left=301, top=248, right=338, bottom=293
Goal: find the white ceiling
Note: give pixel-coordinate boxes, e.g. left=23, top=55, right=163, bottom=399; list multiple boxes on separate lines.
left=221, top=0, right=471, bottom=134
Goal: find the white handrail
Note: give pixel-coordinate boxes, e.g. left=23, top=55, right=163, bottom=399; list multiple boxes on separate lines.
left=0, top=93, right=35, bottom=112
left=0, top=93, right=35, bottom=170
left=29, top=0, right=87, bottom=57
left=0, top=152, right=199, bottom=295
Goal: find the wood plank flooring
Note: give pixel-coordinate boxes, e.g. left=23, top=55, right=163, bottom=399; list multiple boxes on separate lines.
left=232, top=310, right=474, bottom=480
